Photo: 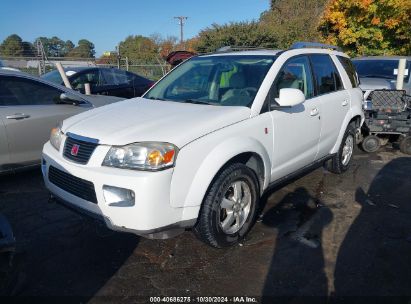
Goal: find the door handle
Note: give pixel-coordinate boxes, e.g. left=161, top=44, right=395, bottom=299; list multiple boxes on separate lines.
left=310, top=108, right=319, bottom=116
left=342, top=99, right=349, bottom=106
left=6, top=113, right=31, bottom=120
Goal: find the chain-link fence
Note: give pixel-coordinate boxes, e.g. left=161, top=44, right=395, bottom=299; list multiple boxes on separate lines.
left=1, top=56, right=170, bottom=80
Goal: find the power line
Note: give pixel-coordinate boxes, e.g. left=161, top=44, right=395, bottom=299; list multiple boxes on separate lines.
left=174, top=16, right=188, bottom=46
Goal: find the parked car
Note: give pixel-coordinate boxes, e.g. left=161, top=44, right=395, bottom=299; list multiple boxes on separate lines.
left=0, top=70, right=124, bottom=173
left=42, top=43, right=364, bottom=248
left=166, top=51, right=197, bottom=67
left=353, top=56, right=411, bottom=99
left=0, top=59, right=20, bottom=72
left=42, top=67, right=154, bottom=99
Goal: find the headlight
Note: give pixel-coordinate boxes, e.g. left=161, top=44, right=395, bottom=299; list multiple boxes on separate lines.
left=50, top=123, right=63, bottom=151
left=102, top=142, right=178, bottom=171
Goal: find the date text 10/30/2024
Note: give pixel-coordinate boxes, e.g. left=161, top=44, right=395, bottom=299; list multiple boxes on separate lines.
left=149, top=296, right=258, bottom=303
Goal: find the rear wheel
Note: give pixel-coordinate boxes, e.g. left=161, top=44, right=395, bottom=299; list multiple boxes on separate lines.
left=193, top=163, right=259, bottom=248
left=362, top=135, right=381, bottom=153
left=400, top=136, right=411, bottom=155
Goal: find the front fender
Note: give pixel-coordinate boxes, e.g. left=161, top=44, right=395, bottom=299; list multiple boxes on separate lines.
left=170, top=136, right=271, bottom=208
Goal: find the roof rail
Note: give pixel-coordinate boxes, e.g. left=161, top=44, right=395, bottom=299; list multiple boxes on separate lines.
left=290, top=42, right=342, bottom=52
left=215, top=45, right=270, bottom=53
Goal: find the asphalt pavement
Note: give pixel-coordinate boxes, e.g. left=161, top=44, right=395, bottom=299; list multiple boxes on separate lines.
left=0, top=148, right=410, bottom=303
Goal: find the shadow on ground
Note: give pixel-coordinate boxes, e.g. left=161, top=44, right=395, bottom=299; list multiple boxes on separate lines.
left=261, top=186, right=332, bottom=303
left=0, top=170, right=139, bottom=299
left=333, top=157, right=411, bottom=298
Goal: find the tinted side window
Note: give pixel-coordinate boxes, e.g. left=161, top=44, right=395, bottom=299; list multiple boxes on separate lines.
left=102, top=69, right=131, bottom=85
left=310, top=54, right=339, bottom=95
left=0, top=76, right=62, bottom=106
left=71, top=70, right=104, bottom=90
left=272, top=56, right=315, bottom=99
left=338, top=56, right=359, bottom=88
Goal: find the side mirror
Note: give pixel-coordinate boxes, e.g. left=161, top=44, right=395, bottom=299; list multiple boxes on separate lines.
left=274, top=88, right=305, bottom=108
left=59, top=92, right=83, bottom=105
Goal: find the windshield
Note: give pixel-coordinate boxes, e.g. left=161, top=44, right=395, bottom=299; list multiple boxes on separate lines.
left=353, top=59, right=410, bottom=82
left=144, top=55, right=277, bottom=107
left=42, top=70, right=64, bottom=84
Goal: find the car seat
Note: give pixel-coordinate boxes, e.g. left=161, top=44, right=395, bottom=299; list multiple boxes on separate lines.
left=221, top=73, right=254, bottom=106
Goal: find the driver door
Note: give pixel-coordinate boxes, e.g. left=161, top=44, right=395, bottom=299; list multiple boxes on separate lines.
left=268, top=55, right=322, bottom=181
left=0, top=76, right=87, bottom=165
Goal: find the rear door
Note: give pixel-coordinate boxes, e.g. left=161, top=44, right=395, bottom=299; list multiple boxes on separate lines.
left=0, top=76, right=89, bottom=165
left=131, top=73, right=152, bottom=96
left=310, top=54, right=350, bottom=159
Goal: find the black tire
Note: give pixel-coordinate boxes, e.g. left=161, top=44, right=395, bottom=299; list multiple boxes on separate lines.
left=327, top=124, right=356, bottom=174
left=361, top=135, right=381, bottom=153
left=400, top=136, right=411, bottom=155
left=193, top=163, right=259, bottom=248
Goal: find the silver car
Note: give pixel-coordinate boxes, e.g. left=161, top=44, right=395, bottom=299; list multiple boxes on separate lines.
left=0, top=70, right=124, bottom=173
left=353, top=56, right=411, bottom=99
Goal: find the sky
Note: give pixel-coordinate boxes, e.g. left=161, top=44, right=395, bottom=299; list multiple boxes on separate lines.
left=0, top=0, right=269, bottom=56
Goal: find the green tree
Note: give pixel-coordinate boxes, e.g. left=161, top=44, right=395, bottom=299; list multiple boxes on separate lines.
left=319, top=0, right=411, bottom=56
left=67, top=39, right=95, bottom=58
left=260, top=0, right=328, bottom=49
left=21, top=41, right=34, bottom=56
left=193, top=21, right=277, bottom=53
left=0, top=34, right=24, bottom=56
left=34, top=37, right=76, bottom=57
left=63, top=40, right=74, bottom=56
left=118, top=35, right=157, bottom=62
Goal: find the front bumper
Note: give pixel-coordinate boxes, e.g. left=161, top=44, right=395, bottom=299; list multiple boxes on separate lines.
left=42, top=141, right=198, bottom=238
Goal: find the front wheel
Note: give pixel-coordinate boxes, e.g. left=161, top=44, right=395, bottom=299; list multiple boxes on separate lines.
left=327, top=124, right=355, bottom=174
left=193, top=163, right=259, bottom=248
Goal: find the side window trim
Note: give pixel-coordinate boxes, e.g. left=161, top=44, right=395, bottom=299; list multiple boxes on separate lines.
left=307, top=55, right=319, bottom=97
left=329, top=55, right=345, bottom=91
left=337, top=55, right=360, bottom=88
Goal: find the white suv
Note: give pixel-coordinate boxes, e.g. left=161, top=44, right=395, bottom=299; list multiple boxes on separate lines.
left=42, top=43, right=364, bottom=248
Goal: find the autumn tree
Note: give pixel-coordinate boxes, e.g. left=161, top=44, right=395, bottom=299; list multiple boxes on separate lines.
left=319, top=0, right=411, bottom=56
left=149, top=34, right=179, bottom=59
left=261, top=0, right=328, bottom=49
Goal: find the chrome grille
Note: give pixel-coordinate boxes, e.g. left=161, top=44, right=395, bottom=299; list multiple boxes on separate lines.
left=48, top=166, right=97, bottom=204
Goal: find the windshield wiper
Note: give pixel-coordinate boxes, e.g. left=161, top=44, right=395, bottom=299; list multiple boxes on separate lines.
left=182, top=99, right=215, bottom=105
left=146, top=96, right=166, bottom=101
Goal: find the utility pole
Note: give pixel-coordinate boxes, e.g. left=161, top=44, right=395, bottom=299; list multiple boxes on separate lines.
left=174, top=16, right=188, bottom=47
left=116, top=43, right=121, bottom=69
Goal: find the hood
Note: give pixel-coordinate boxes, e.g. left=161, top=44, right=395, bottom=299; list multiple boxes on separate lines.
left=83, top=94, right=126, bottom=107
left=359, top=77, right=395, bottom=91
left=62, top=98, right=251, bottom=147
